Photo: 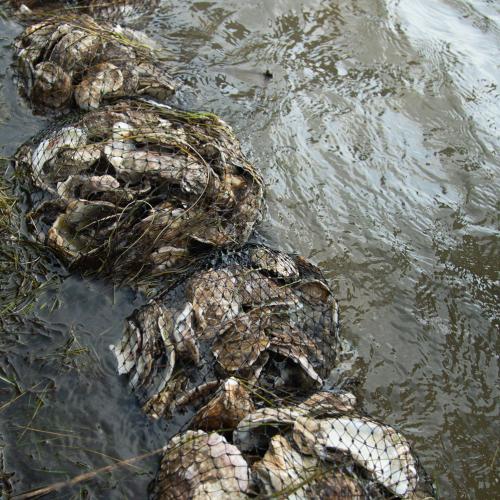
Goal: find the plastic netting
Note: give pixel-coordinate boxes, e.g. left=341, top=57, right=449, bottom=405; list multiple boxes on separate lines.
left=10, top=0, right=160, bottom=23
left=14, top=100, right=263, bottom=283
left=112, top=245, right=340, bottom=419
left=153, top=403, right=431, bottom=499
left=111, top=245, right=433, bottom=499
left=14, top=13, right=174, bottom=113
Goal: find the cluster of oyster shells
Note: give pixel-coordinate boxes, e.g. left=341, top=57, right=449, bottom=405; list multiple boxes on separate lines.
left=14, top=13, right=174, bottom=112
left=153, top=391, right=426, bottom=499
left=15, top=101, right=263, bottom=281
left=111, top=245, right=340, bottom=420
left=12, top=0, right=160, bottom=22
left=112, top=246, right=432, bottom=498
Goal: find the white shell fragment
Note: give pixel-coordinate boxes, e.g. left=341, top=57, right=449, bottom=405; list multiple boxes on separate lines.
left=154, top=431, right=250, bottom=499
left=293, top=415, right=419, bottom=497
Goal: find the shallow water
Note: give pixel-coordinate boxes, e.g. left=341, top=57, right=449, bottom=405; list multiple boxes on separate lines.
left=0, top=0, right=499, bottom=498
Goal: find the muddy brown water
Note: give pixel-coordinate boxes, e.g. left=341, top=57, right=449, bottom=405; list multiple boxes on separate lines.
left=0, top=0, right=498, bottom=498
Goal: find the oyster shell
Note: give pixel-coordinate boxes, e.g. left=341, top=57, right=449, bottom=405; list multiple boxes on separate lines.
left=213, top=314, right=271, bottom=373
left=293, top=415, right=419, bottom=497
left=50, top=29, right=100, bottom=73
left=31, top=126, right=87, bottom=183
left=88, top=0, right=160, bottom=22
left=110, top=246, right=340, bottom=420
left=142, top=375, right=187, bottom=420
left=170, top=302, right=199, bottom=364
left=52, top=144, right=103, bottom=180
left=250, top=246, right=299, bottom=278
left=47, top=199, right=117, bottom=260
left=31, top=61, right=72, bottom=109
left=154, top=430, right=250, bottom=500
left=12, top=1, right=160, bottom=22
left=234, top=407, right=303, bottom=453
left=111, top=302, right=176, bottom=401
left=56, top=175, right=120, bottom=201
left=190, top=378, right=255, bottom=432
left=75, top=63, right=125, bottom=110
left=232, top=392, right=422, bottom=498
left=252, top=434, right=365, bottom=499
left=187, top=268, right=240, bottom=335
left=233, top=391, right=357, bottom=454
left=298, top=391, right=357, bottom=415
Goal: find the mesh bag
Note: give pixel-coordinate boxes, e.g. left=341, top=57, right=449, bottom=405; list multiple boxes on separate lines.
left=14, top=14, right=174, bottom=113
left=152, top=392, right=434, bottom=499
left=14, top=100, right=263, bottom=282
left=112, top=245, right=434, bottom=498
left=111, top=244, right=340, bottom=421
left=10, top=0, right=160, bottom=23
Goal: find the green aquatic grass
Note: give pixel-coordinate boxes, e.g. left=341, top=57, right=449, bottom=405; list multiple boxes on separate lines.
left=0, top=160, right=60, bottom=326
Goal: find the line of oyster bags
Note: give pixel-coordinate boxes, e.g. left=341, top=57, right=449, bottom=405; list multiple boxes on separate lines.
left=8, top=2, right=435, bottom=498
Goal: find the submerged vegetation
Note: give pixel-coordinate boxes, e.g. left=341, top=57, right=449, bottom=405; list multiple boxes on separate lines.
left=0, top=159, right=61, bottom=327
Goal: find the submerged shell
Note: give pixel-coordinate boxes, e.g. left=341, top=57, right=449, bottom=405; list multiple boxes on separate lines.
left=293, top=415, right=419, bottom=497
left=154, top=430, right=250, bottom=500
